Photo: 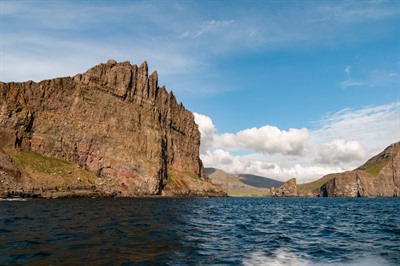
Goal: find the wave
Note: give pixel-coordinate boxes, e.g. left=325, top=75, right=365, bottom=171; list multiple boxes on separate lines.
left=0, top=198, right=28, bottom=201
left=242, top=249, right=393, bottom=266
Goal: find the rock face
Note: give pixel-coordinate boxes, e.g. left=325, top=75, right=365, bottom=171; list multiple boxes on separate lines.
left=271, top=178, right=297, bottom=197
left=0, top=60, right=225, bottom=198
left=321, top=142, right=400, bottom=197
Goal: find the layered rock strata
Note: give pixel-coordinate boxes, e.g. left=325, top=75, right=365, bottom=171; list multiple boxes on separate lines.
left=320, top=142, right=399, bottom=197
left=0, top=59, right=225, bottom=198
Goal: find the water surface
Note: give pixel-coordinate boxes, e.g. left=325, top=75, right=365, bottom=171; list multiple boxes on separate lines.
left=1, top=197, right=399, bottom=265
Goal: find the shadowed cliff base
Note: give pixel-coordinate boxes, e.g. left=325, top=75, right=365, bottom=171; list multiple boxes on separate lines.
left=0, top=59, right=226, bottom=198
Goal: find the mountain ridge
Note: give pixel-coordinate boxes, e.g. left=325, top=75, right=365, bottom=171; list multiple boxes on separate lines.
left=206, top=167, right=283, bottom=196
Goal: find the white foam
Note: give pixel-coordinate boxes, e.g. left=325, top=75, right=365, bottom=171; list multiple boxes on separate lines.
left=0, top=198, right=28, bottom=201
left=243, top=249, right=312, bottom=266
left=242, top=249, right=393, bottom=266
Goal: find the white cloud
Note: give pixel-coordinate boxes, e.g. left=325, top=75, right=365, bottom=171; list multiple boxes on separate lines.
left=213, top=126, right=310, bottom=155
left=195, top=113, right=310, bottom=156
left=191, top=20, right=235, bottom=39
left=340, top=80, right=370, bottom=89
left=196, top=102, right=399, bottom=183
left=309, top=2, right=398, bottom=24
left=340, top=65, right=398, bottom=89
left=340, top=65, right=369, bottom=89
left=317, top=139, right=366, bottom=165
left=235, top=126, right=309, bottom=155
left=206, top=149, right=233, bottom=165
left=312, top=102, right=400, bottom=153
left=179, top=19, right=235, bottom=40
left=201, top=149, right=343, bottom=183
left=370, top=69, right=399, bottom=85
left=194, top=113, right=216, bottom=154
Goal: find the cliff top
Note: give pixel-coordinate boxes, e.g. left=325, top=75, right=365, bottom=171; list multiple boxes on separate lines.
left=357, top=141, right=400, bottom=176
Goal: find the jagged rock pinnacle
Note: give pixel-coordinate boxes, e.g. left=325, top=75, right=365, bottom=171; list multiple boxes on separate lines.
left=0, top=60, right=226, bottom=198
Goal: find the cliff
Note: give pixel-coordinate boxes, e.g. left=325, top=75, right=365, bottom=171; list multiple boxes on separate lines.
left=0, top=59, right=225, bottom=198
left=298, top=141, right=400, bottom=197
left=320, top=141, right=400, bottom=197
left=271, top=178, right=297, bottom=197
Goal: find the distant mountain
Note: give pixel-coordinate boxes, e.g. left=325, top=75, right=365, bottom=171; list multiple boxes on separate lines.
left=238, top=174, right=284, bottom=188
left=298, top=141, right=400, bottom=197
left=205, top=168, right=283, bottom=196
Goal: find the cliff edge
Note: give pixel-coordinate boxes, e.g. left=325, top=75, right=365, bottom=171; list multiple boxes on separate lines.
left=298, top=141, right=400, bottom=197
left=320, top=141, right=400, bottom=197
left=0, top=59, right=225, bottom=198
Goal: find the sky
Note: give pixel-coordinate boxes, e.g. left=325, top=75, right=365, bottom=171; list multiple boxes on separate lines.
left=1, top=0, right=399, bottom=183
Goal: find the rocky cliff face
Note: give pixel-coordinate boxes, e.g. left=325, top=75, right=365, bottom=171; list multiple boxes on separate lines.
left=0, top=59, right=225, bottom=198
left=320, top=142, right=400, bottom=197
left=271, top=178, right=297, bottom=197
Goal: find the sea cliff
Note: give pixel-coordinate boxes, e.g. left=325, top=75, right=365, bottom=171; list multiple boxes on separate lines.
left=0, top=60, right=225, bottom=198
left=297, top=141, right=400, bottom=197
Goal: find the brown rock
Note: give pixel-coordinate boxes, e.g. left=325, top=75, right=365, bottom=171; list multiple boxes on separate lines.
left=0, top=59, right=225, bottom=198
left=272, top=178, right=297, bottom=197
left=319, top=142, right=400, bottom=197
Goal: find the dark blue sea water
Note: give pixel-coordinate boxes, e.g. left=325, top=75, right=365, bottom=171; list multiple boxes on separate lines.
left=1, top=197, right=399, bottom=265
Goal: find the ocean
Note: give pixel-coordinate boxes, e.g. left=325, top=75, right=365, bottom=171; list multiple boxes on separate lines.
left=1, top=197, right=399, bottom=265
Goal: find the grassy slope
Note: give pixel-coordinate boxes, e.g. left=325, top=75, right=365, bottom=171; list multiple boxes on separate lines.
left=359, top=160, right=388, bottom=177
left=297, top=160, right=389, bottom=194
left=10, top=150, right=100, bottom=190
left=299, top=144, right=395, bottom=193
left=206, top=168, right=271, bottom=197
left=297, top=175, right=335, bottom=194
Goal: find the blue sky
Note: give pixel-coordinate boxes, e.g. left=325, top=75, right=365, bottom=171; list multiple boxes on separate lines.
left=1, top=0, right=399, bottom=182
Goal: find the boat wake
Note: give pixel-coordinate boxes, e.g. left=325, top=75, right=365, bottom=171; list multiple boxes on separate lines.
left=242, top=249, right=393, bottom=266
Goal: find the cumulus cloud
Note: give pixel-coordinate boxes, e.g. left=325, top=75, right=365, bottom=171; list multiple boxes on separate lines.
left=202, top=149, right=233, bottom=166
left=235, top=126, right=309, bottom=155
left=316, top=139, right=366, bottom=165
left=195, top=113, right=310, bottom=156
left=195, top=102, right=399, bottom=183
left=201, top=149, right=343, bottom=183
left=213, top=126, right=310, bottom=155
left=193, top=113, right=216, bottom=154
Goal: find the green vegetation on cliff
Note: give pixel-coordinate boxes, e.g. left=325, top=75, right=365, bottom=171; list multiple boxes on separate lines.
left=11, top=150, right=99, bottom=189
left=297, top=175, right=335, bottom=194
left=360, top=160, right=388, bottom=177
